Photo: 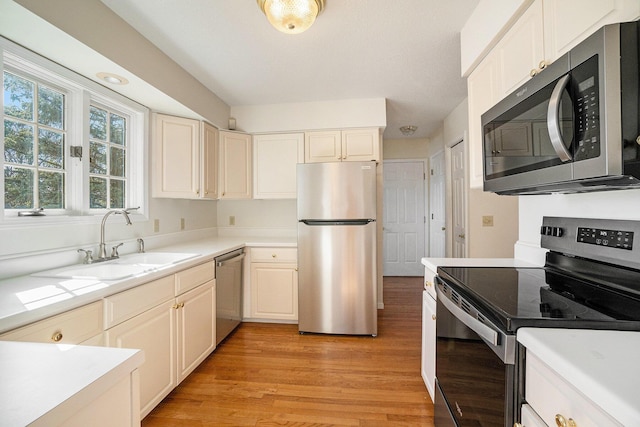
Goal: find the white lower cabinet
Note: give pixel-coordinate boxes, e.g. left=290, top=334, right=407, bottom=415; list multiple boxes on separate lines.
left=176, top=280, right=216, bottom=383
left=421, top=267, right=437, bottom=402
left=0, top=301, right=103, bottom=345
left=106, top=299, right=176, bottom=418
left=105, top=261, right=216, bottom=418
left=522, top=351, right=622, bottom=427
left=520, top=403, right=547, bottom=427
left=249, top=247, right=298, bottom=322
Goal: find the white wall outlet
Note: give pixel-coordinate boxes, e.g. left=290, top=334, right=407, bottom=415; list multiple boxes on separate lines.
left=229, top=215, right=235, bottom=226
left=154, top=219, right=160, bottom=232
left=180, top=218, right=185, bottom=230
left=482, top=215, right=494, bottom=227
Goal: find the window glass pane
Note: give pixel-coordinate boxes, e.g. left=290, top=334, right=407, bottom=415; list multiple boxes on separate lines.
left=110, top=179, right=125, bottom=209
left=4, top=166, right=34, bottom=209
left=37, top=85, right=64, bottom=130
left=110, top=113, right=126, bottom=146
left=38, top=129, right=64, bottom=169
left=110, top=146, right=125, bottom=177
left=89, top=106, right=107, bottom=140
left=39, top=171, right=64, bottom=208
left=90, top=176, right=107, bottom=209
left=3, top=71, right=34, bottom=120
left=90, top=141, right=107, bottom=174
left=4, top=119, right=34, bottom=165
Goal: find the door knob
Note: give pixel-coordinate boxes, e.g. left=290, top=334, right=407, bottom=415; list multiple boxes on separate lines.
left=441, top=227, right=446, bottom=231
left=458, top=234, right=465, bottom=239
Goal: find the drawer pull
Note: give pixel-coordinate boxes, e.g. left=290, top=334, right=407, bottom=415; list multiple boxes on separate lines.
left=555, top=414, right=577, bottom=427
left=51, top=331, right=63, bottom=342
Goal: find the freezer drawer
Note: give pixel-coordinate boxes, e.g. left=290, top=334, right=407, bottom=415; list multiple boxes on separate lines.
left=298, top=221, right=377, bottom=335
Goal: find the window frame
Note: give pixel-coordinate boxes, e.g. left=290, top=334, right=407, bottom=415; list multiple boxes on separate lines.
left=1, top=37, right=148, bottom=228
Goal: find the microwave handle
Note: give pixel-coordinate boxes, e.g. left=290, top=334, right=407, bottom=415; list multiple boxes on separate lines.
left=547, top=74, right=573, bottom=162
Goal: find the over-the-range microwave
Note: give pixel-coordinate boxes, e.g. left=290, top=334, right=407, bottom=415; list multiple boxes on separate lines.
left=481, top=21, right=640, bottom=195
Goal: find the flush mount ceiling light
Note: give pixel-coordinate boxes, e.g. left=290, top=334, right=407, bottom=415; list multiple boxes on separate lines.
left=399, top=125, right=417, bottom=136
left=96, top=72, right=129, bottom=85
left=257, top=0, right=325, bottom=34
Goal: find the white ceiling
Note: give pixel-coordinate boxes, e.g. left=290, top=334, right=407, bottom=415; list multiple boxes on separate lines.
left=100, top=0, right=479, bottom=140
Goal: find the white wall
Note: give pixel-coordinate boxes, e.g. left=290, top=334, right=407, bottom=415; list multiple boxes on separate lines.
left=383, top=138, right=430, bottom=159
left=216, top=200, right=297, bottom=237
left=516, top=189, right=640, bottom=264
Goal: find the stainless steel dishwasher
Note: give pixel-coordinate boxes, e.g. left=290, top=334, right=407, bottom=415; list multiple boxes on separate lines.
left=214, top=248, right=244, bottom=345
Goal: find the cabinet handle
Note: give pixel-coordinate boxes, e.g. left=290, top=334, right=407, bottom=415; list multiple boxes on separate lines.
left=555, top=414, right=577, bottom=427
left=51, top=331, right=63, bottom=342
left=173, top=303, right=185, bottom=309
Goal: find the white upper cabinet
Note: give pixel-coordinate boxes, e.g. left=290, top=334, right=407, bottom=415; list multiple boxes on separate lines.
left=543, top=0, right=640, bottom=60
left=152, top=113, right=200, bottom=198
left=152, top=113, right=218, bottom=199
left=219, top=130, right=252, bottom=199
left=305, top=128, right=380, bottom=163
left=253, top=133, right=304, bottom=199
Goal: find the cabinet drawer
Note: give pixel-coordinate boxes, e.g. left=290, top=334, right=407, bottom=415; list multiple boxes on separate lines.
left=520, top=404, right=546, bottom=427
left=250, top=247, right=297, bottom=263
left=104, top=275, right=175, bottom=329
left=0, top=301, right=103, bottom=344
left=525, top=351, right=621, bottom=427
left=175, top=261, right=215, bottom=295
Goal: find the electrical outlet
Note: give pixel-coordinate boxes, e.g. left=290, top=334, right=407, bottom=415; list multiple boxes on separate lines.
left=180, top=218, right=185, bottom=230
left=154, top=219, right=160, bottom=232
left=229, top=215, right=235, bottom=226
left=482, top=215, right=494, bottom=227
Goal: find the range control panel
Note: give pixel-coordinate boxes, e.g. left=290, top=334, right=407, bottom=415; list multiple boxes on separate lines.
left=541, top=217, right=640, bottom=270
left=577, top=227, right=633, bottom=250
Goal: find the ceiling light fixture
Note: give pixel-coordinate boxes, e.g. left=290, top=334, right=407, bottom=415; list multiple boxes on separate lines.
left=257, top=0, right=325, bottom=34
left=96, top=72, right=129, bottom=85
left=399, top=125, right=417, bottom=136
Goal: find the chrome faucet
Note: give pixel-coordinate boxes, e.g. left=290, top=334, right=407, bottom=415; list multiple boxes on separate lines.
left=97, top=207, right=139, bottom=261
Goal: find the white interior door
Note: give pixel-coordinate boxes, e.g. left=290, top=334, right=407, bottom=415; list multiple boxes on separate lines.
left=429, top=151, right=446, bottom=257
left=383, top=160, right=426, bottom=276
left=451, top=142, right=467, bottom=257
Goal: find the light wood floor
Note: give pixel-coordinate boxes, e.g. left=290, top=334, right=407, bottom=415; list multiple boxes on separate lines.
left=142, top=276, right=434, bottom=426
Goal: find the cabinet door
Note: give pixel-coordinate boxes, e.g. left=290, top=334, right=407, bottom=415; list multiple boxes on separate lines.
left=544, top=0, right=640, bottom=60
left=305, top=130, right=342, bottom=163
left=201, top=122, right=219, bottom=199
left=421, top=291, right=436, bottom=402
left=342, top=128, right=380, bottom=162
left=106, top=299, right=177, bottom=418
left=496, top=0, right=545, bottom=97
left=253, top=133, right=304, bottom=199
left=219, top=131, right=252, bottom=199
left=467, top=54, right=499, bottom=189
left=176, top=281, right=216, bottom=383
left=250, top=262, right=298, bottom=321
left=152, top=113, right=199, bottom=199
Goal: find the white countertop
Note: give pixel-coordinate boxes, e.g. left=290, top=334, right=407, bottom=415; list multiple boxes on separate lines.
left=1, top=341, right=144, bottom=426
left=0, top=235, right=296, bottom=333
left=518, top=328, right=640, bottom=426
left=422, top=257, right=541, bottom=272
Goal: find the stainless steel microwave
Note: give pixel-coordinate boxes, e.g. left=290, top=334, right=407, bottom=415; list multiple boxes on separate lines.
left=481, top=21, right=640, bottom=195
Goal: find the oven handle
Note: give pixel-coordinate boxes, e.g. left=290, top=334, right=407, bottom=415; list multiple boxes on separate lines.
left=437, top=287, right=499, bottom=346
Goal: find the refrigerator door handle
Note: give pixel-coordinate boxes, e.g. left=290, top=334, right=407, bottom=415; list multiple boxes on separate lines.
left=300, top=219, right=375, bottom=226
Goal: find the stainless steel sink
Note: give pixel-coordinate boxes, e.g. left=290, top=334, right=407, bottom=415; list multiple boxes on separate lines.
left=32, top=252, right=200, bottom=280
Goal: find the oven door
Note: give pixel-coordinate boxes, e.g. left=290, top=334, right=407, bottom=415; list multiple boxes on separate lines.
left=435, top=282, right=516, bottom=427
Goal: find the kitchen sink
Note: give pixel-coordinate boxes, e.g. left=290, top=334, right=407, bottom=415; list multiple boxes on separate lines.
left=32, top=252, right=200, bottom=280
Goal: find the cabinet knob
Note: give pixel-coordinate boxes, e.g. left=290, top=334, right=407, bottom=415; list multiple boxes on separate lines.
left=51, top=331, right=63, bottom=342
left=514, top=423, right=524, bottom=427
left=173, top=303, right=185, bottom=309
left=272, top=254, right=277, bottom=258
left=425, top=281, right=432, bottom=287
left=539, top=60, right=548, bottom=70
left=441, top=227, right=446, bottom=231
left=458, top=234, right=465, bottom=239
left=530, top=68, right=538, bottom=77
left=431, top=314, right=436, bottom=320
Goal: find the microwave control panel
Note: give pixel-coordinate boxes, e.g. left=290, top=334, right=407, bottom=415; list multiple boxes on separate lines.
left=572, top=55, right=600, bottom=161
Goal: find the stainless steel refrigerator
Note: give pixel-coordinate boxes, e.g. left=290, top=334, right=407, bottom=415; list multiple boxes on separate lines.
left=297, top=161, right=377, bottom=336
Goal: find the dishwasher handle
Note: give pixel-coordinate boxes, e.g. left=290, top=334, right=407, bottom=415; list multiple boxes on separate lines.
left=216, top=252, right=245, bottom=267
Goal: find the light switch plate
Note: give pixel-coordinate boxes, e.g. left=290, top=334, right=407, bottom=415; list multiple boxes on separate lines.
left=482, top=215, right=494, bottom=227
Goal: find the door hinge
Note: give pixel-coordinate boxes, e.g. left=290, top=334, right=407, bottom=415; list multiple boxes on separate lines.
left=431, top=169, right=434, bottom=176
left=70, top=146, right=82, bottom=160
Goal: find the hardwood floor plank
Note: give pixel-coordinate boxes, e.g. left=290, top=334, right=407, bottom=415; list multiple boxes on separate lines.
left=142, top=277, right=434, bottom=426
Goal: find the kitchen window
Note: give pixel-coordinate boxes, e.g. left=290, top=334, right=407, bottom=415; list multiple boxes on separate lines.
left=1, top=37, right=147, bottom=223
